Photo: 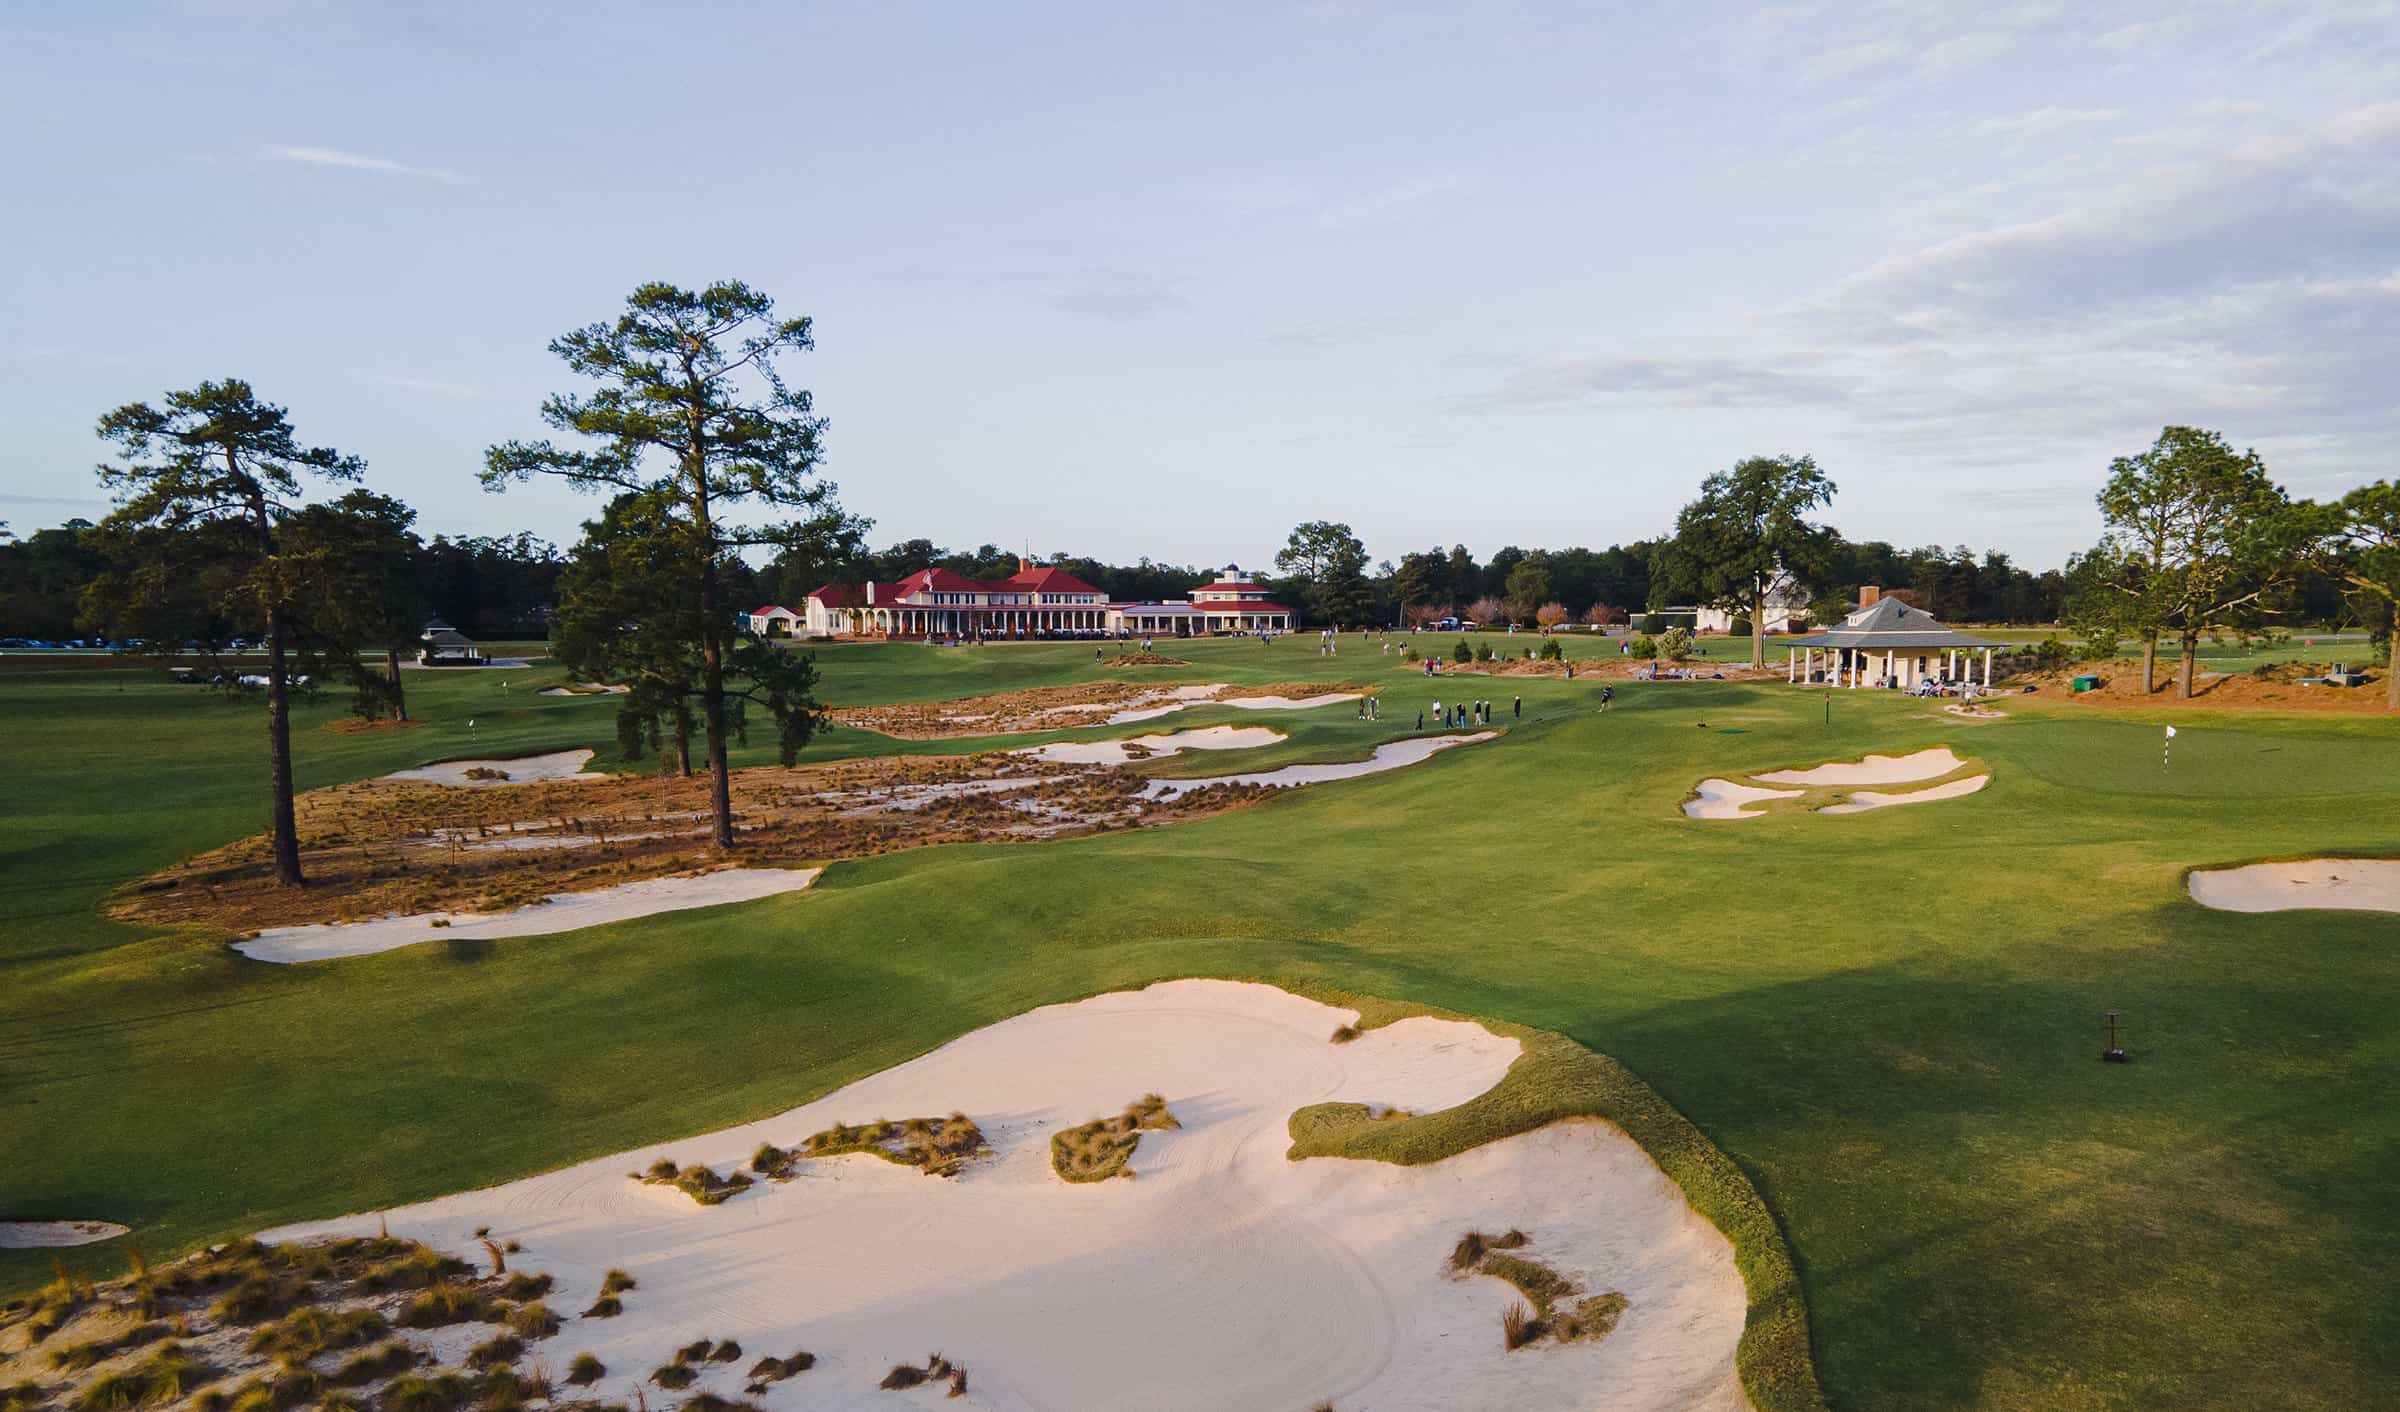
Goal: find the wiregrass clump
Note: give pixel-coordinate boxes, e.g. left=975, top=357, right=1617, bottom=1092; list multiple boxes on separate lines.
left=331, top=1341, right=418, bottom=1386
left=1050, top=1094, right=1180, bottom=1182
left=742, top=1352, right=814, bottom=1392
left=797, top=1114, right=988, bottom=1178
left=629, top=1158, right=754, bottom=1207
left=1448, top=1227, right=1628, bottom=1352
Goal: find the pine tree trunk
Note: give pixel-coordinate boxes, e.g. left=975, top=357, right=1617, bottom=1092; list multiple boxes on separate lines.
left=2387, top=612, right=2398, bottom=712
left=673, top=704, right=693, bottom=777
left=264, top=609, right=304, bottom=885
left=385, top=648, right=409, bottom=721
left=2140, top=635, right=2157, bottom=694
left=1750, top=583, right=1766, bottom=669
left=2177, top=630, right=2198, bottom=699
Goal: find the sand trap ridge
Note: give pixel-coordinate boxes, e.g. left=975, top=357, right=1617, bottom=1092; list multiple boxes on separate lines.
left=2187, top=858, right=2400, bottom=914
left=1815, top=774, right=1991, bottom=813
left=1683, top=779, right=1803, bottom=819
left=262, top=980, right=1748, bottom=1411
left=1145, top=731, right=1496, bottom=797
left=234, top=868, right=822, bottom=963
left=386, top=750, right=602, bottom=787
left=1755, top=748, right=1965, bottom=787
left=1016, top=723, right=1286, bottom=765
left=0, top=1220, right=129, bottom=1248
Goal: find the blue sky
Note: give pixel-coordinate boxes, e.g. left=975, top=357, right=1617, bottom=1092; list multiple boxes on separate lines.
left=4, top=1, right=2395, bottom=570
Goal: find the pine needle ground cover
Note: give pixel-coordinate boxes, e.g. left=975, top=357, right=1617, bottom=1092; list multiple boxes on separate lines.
left=2, top=635, right=2395, bottom=1409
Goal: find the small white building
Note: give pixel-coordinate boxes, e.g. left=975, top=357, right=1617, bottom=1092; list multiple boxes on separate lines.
left=1695, top=580, right=1812, bottom=635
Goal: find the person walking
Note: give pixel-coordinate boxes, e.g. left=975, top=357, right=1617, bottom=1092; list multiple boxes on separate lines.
left=1513, top=695, right=1521, bottom=719
left=1601, top=684, right=1614, bottom=711
left=1416, top=709, right=1424, bottom=731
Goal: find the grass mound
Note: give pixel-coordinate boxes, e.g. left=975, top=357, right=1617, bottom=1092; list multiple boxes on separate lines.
left=1446, top=1227, right=1626, bottom=1353
left=1285, top=994, right=1825, bottom=1412
left=796, top=1114, right=989, bottom=1178
left=1050, top=1094, right=1180, bottom=1182
left=628, top=1158, right=754, bottom=1206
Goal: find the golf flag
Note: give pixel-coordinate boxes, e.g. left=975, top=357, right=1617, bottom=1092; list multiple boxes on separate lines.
left=2163, top=724, right=2176, bottom=769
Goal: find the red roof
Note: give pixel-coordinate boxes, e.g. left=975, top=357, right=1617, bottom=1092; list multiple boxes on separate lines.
left=1004, top=565, right=1104, bottom=596
left=750, top=604, right=795, bottom=616
left=805, top=583, right=865, bottom=607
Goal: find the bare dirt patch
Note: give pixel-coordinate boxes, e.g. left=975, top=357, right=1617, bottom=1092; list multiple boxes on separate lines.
left=2015, top=659, right=2391, bottom=713
left=114, top=752, right=1270, bottom=937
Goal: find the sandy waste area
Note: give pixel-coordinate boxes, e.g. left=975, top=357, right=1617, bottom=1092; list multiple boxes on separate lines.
left=834, top=681, right=1364, bottom=737
left=1146, top=732, right=1497, bottom=797
left=1013, top=723, right=1284, bottom=765
left=0, top=1219, right=128, bottom=1248
left=262, top=981, right=1749, bottom=1411
left=234, top=869, right=823, bottom=964
left=2187, top=858, right=2400, bottom=914
left=387, top=751, right=605, bottom=787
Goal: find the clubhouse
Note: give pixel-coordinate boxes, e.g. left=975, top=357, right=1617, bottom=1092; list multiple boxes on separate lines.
left=751, top=562, right=1295, bottom=640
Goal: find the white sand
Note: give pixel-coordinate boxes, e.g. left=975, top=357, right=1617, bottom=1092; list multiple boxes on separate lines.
left=1755, top=747, right=1966, bottom=787
left=2187, top=858, right=2400, bottom=914
left=260, top=981, right=1749, bottom=1412
left=1683, top=779, right=1804, bottom=820
left=0, top=1220, right=128, bottom=1248
left=1815, top=774, right=1991, bottom=814
left=1105, top=685, right=1361, bottom=724
left=1017, top=724, right=1286, bottom=765
left=540, top=684, right=630, bottom=697
left=386, top=750, right=602, bottom=787
left=1145, top=732, right=1497, bottom=798
left=233, top=868, right=822, bottom=964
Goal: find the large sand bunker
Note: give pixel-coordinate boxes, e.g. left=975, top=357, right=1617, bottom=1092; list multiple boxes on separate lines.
left=2187, top=858, right=2400, bottom=914
left=834, top=681, right=1362, bottom=738
left=386, top=750, right=603, bottom=787
left=233, top=868, right=823, bottom=964
left=1689, top=745, right=1989, bottom=819
left=1015, top=723, right=1285, bottom=764
left=262, top=981, right=1749, bottom=1411
left=1145, top=731, right=1497, bottom=797
left=0, top=1219, right=127, bottom=1248
left=1755, top=748, right=1965, bottom=787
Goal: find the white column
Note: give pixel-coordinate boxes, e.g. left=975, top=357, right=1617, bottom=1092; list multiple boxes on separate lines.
left=1788, top=647, right=1797, bottom=682
left=1982, top=648, right=1992, bottom=686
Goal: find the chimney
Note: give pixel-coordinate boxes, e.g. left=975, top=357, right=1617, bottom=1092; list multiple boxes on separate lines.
left=865, top=581, right=876, bottom=605
left=1859, top=584, right=1881, bottom=608
left=1018, top=556, right=1031, bottom=575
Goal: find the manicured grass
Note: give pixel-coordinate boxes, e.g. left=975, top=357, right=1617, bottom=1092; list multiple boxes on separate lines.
left=2, top=646, right=2397, bottom=1409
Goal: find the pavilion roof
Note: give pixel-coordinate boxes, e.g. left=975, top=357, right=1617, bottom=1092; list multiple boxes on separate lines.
left=1783, top=596, right=2004, bottom=650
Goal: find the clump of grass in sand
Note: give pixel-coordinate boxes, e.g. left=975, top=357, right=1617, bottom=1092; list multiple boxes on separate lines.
left=331, top=1341, right=418, bottom=1386
left=1329, top=1024, right=1359, bottom=1044
left=461, top=768, right=510, bottom=782
left=464, top=1335, right=523, bottom=1370
left=394, top=1282, right=491, bottom=1329
left=378, top=1372, right=470, bottom=1412
left=502, top=1303, right=559, bottom=1340
left=747, top=1144, right=795, bottom=1180
left=248, top=1306, right=389, bottom=1361
left=494, top=1274, right=550, bottom=1303
left=1050, top=1094, right=1180, bottom=1182
left=210, top=1271, right=310, bottom=1325
left=565, top=1355, right=605, bottom=1387
left=1447, top=1227, right=1627, bottom=1352
left=4, top=1385, right=47, bottom=1412
left=599, top=1269, right=637, bottom=1296
left=50, top=1321, right=171, bottom=1372
left=676, top=1396, right=761, bottom=1412
left=798, top=1114, right=989, bottom=1178
left=646, top=1365, right=694, bottom=1393
left=354, top=1248, right=473, bottom=1294
left=742, top=1353, right=813, bottom=1390
left=579, top=1295, right=621, bottom=1319
left=628, top=1158, right=753, bottom=1207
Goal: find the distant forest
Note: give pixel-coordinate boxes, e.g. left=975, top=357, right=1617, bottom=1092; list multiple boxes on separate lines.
left=0, top=519, right=2364, bottom=641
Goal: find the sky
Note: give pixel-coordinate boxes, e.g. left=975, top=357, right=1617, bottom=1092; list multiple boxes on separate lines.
left=3, top=1, right=2396, bottom=573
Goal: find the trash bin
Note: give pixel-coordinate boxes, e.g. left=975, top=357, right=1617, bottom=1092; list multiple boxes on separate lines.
left=2070, top=674, right=2099, bottom=693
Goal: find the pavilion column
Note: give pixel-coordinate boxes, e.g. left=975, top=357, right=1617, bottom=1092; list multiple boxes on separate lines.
left=1982, top=648, right=1992, bottom=686
left=1788, top=647, right=1796, bottom=683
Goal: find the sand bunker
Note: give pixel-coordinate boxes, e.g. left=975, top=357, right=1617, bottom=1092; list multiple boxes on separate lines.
left=540, top=683, right=630, bottom=696
left=1755, top=748, right=1965, bottom=787
left=0, top=1219, right=128, bottom=1248
left=1683, top=779, right=1804, bottom=820
left=386, top=750, right=602, bottom=787
left=1815, top=774, right=1992, bottom=814
left=1146, top=731, right=1497, bottom=798
left=1017, top=723, right=1285, bottom=765
left=262, top=980, right=1747, bottom=1411
left=233, top=868, right=822, bottom=963
left=2187, top=858, right=2400, bottom=914
left=1107, top=688, right=1362, bottom=725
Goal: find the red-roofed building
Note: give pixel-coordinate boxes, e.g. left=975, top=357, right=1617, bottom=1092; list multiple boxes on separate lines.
left=787, top=558, right=1292, bottom=640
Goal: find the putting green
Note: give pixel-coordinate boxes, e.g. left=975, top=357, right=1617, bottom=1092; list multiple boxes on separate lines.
left=1, top=637, right=2395, bottom=1410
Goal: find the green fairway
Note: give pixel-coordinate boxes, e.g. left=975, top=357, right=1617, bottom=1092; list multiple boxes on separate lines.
left=2, top=641, right=2395, bottom=1410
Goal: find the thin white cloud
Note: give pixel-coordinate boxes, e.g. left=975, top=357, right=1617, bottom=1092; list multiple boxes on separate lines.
left=376, top=375, right=481, bottom=399
left=1975, top=106, right=2126, bottom=138
left=1799, top=39, right=1907, bottom=82
left=1316, top=174, right=1464, bottom=229
left=262, top=145, right=461, bottom=183
left=1920, top=31, right=2018, bottom=71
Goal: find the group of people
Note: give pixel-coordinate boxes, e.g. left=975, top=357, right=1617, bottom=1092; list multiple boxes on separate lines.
left=1353, top=694, right=1381, bottom=720
left=1317, top=629, right=1339, bottom=657
left=1416, top=696, right=1517, bottom=730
